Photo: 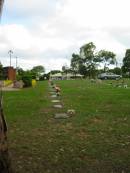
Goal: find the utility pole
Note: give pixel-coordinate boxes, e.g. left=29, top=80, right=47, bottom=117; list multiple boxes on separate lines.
left=8, top=50, right=13, bottom=67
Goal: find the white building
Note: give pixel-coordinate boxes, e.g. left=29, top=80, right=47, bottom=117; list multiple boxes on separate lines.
left=50, top=73, right=83, bottom=80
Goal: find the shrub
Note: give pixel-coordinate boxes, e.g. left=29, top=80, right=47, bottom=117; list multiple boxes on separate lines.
left=32, top=79, right=37, bottom=88
left=22, top=75, right=32, bottom=87
left=4, top=80, right=12, bottom=86
left=16, top=74, right=22, bottom=81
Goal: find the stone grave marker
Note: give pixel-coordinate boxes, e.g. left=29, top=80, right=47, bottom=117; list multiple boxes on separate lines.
left=51, top=95, right=57, bottom=98
left=50, top=91, right=56, bottom=94
left=51, top=100, right=60, bottom=103
left=54, top=113, right=69, bottom=119
left=53, top=105, right=63, bottom=108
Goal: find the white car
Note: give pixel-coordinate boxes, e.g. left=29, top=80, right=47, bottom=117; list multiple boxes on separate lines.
left=98, top=73, right=122, bottom=80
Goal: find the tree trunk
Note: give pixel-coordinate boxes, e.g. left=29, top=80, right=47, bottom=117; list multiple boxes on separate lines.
left=0, top=98, right=13, bottom=173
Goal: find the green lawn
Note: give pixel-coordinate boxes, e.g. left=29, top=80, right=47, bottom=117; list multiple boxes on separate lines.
left=3, top=80, right=130, bottom=173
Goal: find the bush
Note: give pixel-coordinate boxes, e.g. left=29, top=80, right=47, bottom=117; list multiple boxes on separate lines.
left=32, top=79, right=37, bottom=88
left=22, top=75, right=32, bottom=87
left=16, top=74, right=22, bottom=81
left=4, top=80, right=12, bottom=86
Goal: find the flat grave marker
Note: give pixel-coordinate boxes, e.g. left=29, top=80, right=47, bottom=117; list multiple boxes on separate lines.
left=51, top=100, right=60, bottom=103
left=54, top=113, right=69, bottom=119
left=50, top=91, right=56, bottom=94
left=53, top=105, right=63, bottom=108
left=51, top=95, right=57, bottom=98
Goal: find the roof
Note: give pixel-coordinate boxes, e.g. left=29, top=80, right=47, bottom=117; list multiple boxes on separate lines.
left=63, top=73, right=83, bottom=77
left=50, top=73, right=83, bottom=78
left=50, top=73, right=62, bottom=77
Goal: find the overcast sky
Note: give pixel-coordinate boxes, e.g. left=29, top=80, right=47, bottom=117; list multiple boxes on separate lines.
left=0, top=0, right=130, bottom=71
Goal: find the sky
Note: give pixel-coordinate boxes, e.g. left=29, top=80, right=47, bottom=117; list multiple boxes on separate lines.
left=0, top=0, right=130, bottom=72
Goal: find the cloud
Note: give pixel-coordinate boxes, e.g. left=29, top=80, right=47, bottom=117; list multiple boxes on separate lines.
left=0, top=0, right=130, bottom=71
left=3, top=0, right=65, bottom=24
left=61, top=0, right=130, bottom=27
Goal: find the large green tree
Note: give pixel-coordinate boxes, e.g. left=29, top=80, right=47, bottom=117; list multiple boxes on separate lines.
left=122, top=49, right=130, bottom=74
left=97, top=50, right=116, bottom=72
left=50, top=70, right=61, bottom=74
left=71, top=53, right=81, bottom=76
left=80, top=42, right=99, bottom=78
left=78, top=64, right=87, bottom=76
left=70, top=42, right=117, bottom=78
left=31, top=65, right=45, bottom=78
left=0, top=62, right=3, bottom=79
left=109, top=67, right=122, bottom=75
left=62, top=65, right=71, bottom=78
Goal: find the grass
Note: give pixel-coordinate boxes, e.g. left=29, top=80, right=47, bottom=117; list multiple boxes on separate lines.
left=3, top=79, right=130, bottom=173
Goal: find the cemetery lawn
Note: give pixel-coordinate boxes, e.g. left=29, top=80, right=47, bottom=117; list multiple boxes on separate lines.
left=3, top=80, right=130, bottom=173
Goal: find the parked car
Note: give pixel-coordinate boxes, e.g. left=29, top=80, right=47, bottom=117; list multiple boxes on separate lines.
left=98, top=73, right=122, bottom=80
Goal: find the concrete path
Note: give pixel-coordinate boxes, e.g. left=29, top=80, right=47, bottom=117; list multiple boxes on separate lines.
left=1, top=84, right=20, bottom=91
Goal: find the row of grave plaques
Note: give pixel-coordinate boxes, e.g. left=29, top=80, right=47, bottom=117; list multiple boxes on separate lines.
left=49, top=83, right=69, bottom=119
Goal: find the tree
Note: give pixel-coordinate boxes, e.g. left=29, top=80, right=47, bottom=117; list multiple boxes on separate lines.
left=50, top=70, right=61, bottom=74
left=62, top=65, right=69, bottom=75
left=80, top=42, right=96, bottom=60
left=17, top=69, right=34, bottom=86
left=122, top=49, right=130, bottom=75
left=80, top=42, right=99, bottom=78
left=109, top=67, right=122, bottom=75
left=71, top=53, right=81, bottom=76
left=0, top=62, right=3, bottom=80
left=97, top=50, right=116, bottom=72
left=78, top=64, right=87, bottom=76
left=17, top=67, right=24, bottom=75
left=17, top=67, right=41, bottom=81
left=31, top=65, right=45, bottom=78
left=0, top=2, right=14, bottom=172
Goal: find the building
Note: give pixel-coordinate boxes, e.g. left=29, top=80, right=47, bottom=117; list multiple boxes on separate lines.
left=50, top=72, right=83, bottom=80
left=3, top=67, right=16, bottom=81
left=50, top=73, right=62, bottom=80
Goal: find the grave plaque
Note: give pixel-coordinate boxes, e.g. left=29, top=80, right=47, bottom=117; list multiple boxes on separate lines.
left=54, top=113, right=69, bottom=119
left=53, top=105, right=63, bottom=108
left=51, top=95, right=57, bottom=98
left=51, top=100, right=60, bottom=103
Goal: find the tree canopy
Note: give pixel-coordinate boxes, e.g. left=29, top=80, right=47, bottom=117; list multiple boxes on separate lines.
left=71, top=53, right=81, bottom=75
left=31, top=65, right=45, bottom=77
left=122, top=49, right=130, bottom=74
left=70, top=42, right=117, bottom=78
left=97, top=50, right=116, bottom=72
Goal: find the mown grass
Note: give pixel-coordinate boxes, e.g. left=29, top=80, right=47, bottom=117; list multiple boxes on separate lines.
left=3, top=80, right=130, bottom=173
